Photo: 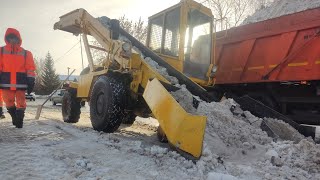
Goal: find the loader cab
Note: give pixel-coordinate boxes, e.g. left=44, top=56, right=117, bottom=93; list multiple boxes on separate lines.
left=146, top=0, right=214, bottom=86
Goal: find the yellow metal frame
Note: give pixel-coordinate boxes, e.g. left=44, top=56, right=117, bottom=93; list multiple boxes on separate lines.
left=77, top=69, right=109, bottom=98
left=147, top=0, right=215, bottom=88
left=143, top=79, right=206, bottom=158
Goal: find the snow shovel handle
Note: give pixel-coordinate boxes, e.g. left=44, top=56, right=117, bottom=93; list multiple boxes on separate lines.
left=41, top=69, right=76, bottom=106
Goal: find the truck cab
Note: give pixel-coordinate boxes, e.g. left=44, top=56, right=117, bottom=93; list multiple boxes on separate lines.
left=146, top=0, right=215, bottom=87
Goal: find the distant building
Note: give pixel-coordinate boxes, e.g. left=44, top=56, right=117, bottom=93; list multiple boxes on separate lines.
left=59, top=75, right=79, bottom=82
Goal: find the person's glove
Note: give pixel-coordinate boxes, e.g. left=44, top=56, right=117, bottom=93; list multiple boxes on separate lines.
left=27, top=77, right=35, bottom=94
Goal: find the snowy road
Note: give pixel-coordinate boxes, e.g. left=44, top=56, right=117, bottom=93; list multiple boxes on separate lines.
left=0, top=98, right=320, bottom=180
left=0, top=99, right=189, bottom=180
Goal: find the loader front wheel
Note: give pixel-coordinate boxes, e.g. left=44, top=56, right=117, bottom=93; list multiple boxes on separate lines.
left=90, top=76, right=124, bottom=133
left=62, top=89, right=81, bottom=123
left=121, top=111, right=136, bottom=124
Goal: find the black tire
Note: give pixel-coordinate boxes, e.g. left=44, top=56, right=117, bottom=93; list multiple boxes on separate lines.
left=121, top=111, right=136, bottom=124
left=53, top=101, right=56, bottom=106
left=62, top=89, right=81, bottom=123
left=90, top=76, right=125, bottom=133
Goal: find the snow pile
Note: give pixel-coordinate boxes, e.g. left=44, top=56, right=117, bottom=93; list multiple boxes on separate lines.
left=207, top=172, right=238, bottom=180
left=198, top=100, right=272, bottom=153
left=243, top=0, right=320, bottom=25
left=171, top=84, right=198, bottom=114
left=167, top=87, right=320, bottom=178
left=255, top=139, right=320, bottom=179
left=144, top=57, right=179, bottom=84
left=194, top=99, right=320, bottom=179
left=1, top=99, right=320, bottom=179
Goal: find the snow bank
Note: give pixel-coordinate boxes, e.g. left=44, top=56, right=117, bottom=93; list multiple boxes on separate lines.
left=243, top=0, right=320, bottom=25
left=170, top=84, right=198, bottom=114
left=144, top=57, right=179, bottom=85
left=96, top=14, right=320, bottom=179
left=207, top=172, right=238, bottom=180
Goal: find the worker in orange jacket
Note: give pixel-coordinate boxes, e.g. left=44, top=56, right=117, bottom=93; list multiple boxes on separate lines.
left=0, top=28, right=36, bottom=128
left=0, top=90, right=5, bottom=119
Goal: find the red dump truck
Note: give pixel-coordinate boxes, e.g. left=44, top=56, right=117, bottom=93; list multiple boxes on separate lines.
left=214, top=8, right=320, bottom=124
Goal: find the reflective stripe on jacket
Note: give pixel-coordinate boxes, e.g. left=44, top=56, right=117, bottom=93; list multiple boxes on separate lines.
left=0, top=28, right=36, bottom=90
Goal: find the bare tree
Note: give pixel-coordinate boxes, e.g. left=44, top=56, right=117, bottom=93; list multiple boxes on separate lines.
left=232, top=0, right=254, bottom=26
left=91, top=15, right=148, bottom=63
left=205, top=0, right=233, bottom=30
left=202, top=0, right=274, bottom=30
left=119, top=15, right=148, bottom=44
left=33, top=57, right=44, bottom=94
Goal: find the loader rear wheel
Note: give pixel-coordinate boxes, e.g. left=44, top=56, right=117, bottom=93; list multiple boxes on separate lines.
left=62, top=89, right=81, bottom=123
left=90, top=76, right=125, bottom=133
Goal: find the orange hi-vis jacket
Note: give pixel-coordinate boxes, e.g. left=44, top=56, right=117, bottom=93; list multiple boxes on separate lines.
left=0, top=28, right=36, bottom=90
left=0, top=90, right=3, bottom=107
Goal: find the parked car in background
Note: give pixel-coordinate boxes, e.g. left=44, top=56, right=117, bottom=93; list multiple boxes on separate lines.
left=50, top=89, right=66, bottom=105
left=25, top=92, right=36, bottom=101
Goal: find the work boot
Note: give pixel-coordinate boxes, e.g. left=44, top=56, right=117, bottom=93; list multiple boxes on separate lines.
left=7, top=107, right=17, bottom=126
left=0, top=107, right=5, bottom=119
left=15, top=109, right=25, bottom=128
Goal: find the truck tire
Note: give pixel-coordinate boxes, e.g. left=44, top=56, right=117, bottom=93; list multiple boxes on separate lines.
left=62, top=89, right=81, bottom=123
left=90, top=76, right=125, bottom=133
left=121, top=111, right=136, bottom=124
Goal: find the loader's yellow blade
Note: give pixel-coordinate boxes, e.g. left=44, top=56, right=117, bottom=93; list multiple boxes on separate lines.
left=143, top=79, right=207, bottom=159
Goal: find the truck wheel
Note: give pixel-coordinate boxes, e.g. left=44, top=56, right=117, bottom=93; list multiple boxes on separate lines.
left=121, top=111, right=136, bottom=124
left=90, top=76, right=125, bottom=133
left=53, top=101, right=56, bottom=106
left=62, top=89, right=81, bottom=123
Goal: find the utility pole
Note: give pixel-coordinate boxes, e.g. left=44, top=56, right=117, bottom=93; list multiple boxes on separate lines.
left=67, top=67, right=70, bottom=81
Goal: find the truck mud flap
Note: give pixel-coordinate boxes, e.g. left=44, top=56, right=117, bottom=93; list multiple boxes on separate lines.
left=235, top=95, right=316, bottom=139
left=143, top=78, right=207, bottom=160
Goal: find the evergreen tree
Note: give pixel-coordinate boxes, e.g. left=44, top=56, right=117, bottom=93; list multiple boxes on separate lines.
left=40, top=52, right=61, bottom=94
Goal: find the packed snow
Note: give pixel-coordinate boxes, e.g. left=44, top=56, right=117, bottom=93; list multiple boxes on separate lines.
left=243, top=0, right=320, bottom=25
left=144, top=57, right=179, bottom=85
left=1, top=95, right=320, bottom=179
left=2, top=10, right=320, bottom=180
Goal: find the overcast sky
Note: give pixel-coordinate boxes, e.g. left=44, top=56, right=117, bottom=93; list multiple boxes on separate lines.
left=0, top=0, right=179, bottom=75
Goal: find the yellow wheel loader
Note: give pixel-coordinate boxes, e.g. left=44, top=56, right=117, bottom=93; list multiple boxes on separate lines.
left=54, top=0, right=215, bottom=160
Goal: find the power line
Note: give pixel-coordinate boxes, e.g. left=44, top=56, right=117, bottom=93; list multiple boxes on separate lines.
left=54, top=41, right=80, bottom=63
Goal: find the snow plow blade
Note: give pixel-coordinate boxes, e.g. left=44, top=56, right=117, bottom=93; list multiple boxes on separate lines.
left=143, top=78, right=207, bottom=159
